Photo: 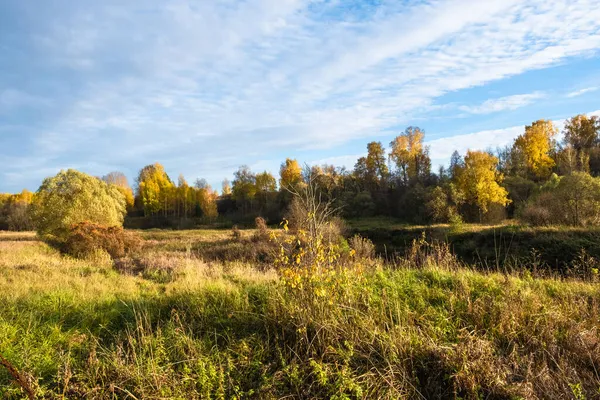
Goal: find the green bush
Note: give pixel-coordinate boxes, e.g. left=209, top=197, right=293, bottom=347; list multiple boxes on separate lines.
left=31, top=169, right=126, bottom=243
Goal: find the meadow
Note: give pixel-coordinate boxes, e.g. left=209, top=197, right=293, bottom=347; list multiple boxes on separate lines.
left=1, top=227, right=599, bottom=399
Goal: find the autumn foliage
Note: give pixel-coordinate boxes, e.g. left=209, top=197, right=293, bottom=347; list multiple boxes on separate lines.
left=62, top=222, right=143, bottom=259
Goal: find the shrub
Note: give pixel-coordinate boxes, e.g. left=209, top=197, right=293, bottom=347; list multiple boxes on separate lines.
left=253, top=216, right=269, bottom=242
left=6, top=203, right=34, bottom=231
left=113, top=254, right=181, bottom=282
left=31, top=170, right=126, bottom=243
left=520, top=193, right=553, bottom=226
left=522, top=172, right=600, bottom=226
left=231, top=225, right=242, bottom=240
left=285, top=197, right=306, bottom=232
left=62, top=222, right=143, bottom=259
left=349, top=235, right=375, bottom=259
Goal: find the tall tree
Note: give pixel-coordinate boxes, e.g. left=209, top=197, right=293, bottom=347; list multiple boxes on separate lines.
left=232, top=165, right=257, bottom=211
left=136, top=163, right=175, bottom=216
left=176, top=174, right=192, bottom=218
left=564, top=114, right=600, bottom=152
left=389, top=126, right=431, bottom=184
left=279, top=158, right=303, bottom=190
left=102, top=171, right=134, bottom=209
left=194, top=178, right=209, bottom=190
left=221, top=179, right=232, bottom=196
left=563, top=114, right=600, bottom=172
left=355, top=141, right=388, bottom=190
left=455, top=150, right=510, bottom=216
left=255, top=171, right=277, bottom=193
left=513, top=119, right=558, bottom=179
left=449, top=150, right=463, bottom=180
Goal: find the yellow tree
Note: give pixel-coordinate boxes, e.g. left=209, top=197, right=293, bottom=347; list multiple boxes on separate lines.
left=196, top=186, right=218, bottom=219
left=455, top=150, right=510, bottom=215
left=513, top=119, right=557, bottom=179
left=389, top=126, right=430, bottom=183
left=136, top=163, right=175, bottom=216
left=279, top=158, right=303, bottom=189
left=177, top=174, right=191, bottom=218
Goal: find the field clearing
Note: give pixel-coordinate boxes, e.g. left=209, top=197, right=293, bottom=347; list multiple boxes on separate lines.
left=0, top=230, right=599, bottom=399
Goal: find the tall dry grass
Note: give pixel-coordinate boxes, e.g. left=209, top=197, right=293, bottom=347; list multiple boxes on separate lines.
left=0, top=230, right=598, bottom=399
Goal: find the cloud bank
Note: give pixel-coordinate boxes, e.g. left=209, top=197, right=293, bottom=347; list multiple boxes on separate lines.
left=1, top=0, right=600, bottom=191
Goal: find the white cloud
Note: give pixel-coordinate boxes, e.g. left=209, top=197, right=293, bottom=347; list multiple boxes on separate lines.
left=458, top=92, right=546, bottom=115
left=3, top=0, right=600, bottom=190
left=566, top=87, right=599, bottom=98
left=323, top=109, right=600, bottom=171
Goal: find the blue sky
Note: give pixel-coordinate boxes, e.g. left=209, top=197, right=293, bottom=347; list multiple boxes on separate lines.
left=1, top=0, right=600, bottom=193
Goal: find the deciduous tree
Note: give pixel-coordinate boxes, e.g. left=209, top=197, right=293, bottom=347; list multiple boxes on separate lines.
left=455, top=150, right=509, bottom=216
left=390, top=127, right=431, bottom=184
left=279, top=158, right=303, bottom=190
left=136, top=163, right=175, bottom=216
left=513, top=119, right=558, bottom=179
left=31, top=169, right=126, bottom=241
left=102, top=171, right=134, bottom=209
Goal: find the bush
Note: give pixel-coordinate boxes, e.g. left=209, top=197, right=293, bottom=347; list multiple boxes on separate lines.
left=522, top=172, right=600, bottom=226
left=114, top=254, right=181, bottom=282
left=62, top=222, right=143, bottom=259
left=253, top=216, right=269, bottom=242
left=31, top=170, right=126, bottom=243
left=349, top=235, right=375, bottom=259
left=6, top=203, right=34, bottom=231
left=520, top=193, right=553, bottom=226
left=285, top=197, right=306, bottom=232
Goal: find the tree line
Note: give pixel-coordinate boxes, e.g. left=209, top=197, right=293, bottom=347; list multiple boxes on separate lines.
left=1, top=113, right=599, bottom=230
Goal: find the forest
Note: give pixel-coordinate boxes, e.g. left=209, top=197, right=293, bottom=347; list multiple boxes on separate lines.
left=3, top=113, right=600, bottom=232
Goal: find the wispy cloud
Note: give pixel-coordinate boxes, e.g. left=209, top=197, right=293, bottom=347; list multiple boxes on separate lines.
left=458, top=92, right=546, bottom=115
left=566, top=87, right=599, bottom=98
left=1, top=0, right=600, bottom=191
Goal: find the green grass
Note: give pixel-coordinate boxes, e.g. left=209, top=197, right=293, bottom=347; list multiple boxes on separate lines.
left=1, top=231, right=599, bottom=398
left=350, top=218, right=600, bottom=275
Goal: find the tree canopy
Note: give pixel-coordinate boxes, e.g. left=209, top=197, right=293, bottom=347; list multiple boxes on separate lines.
left=31, top=169, right=127, bottom=240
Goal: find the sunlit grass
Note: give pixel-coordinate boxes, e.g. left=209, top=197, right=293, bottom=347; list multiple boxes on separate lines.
left=0, top=231, right=599, bottom=398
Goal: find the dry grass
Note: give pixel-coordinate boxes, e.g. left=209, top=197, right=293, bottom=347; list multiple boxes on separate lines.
left=0, top=230, right=599, bottom=399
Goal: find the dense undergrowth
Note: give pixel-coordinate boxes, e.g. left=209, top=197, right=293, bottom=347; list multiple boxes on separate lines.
left=350, top=219, right=600, bottom=277
left=1, top=231, right=599, bottom=399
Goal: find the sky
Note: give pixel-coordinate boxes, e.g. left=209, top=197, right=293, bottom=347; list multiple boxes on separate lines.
left=1, top=0, right=600, bottom=193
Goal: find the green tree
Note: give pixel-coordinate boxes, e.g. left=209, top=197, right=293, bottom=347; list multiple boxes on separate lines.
left=256, top=171, right=277, bottom=193
left=563, top=114, right=600, bottom=172
left=232, top=165, right=257, bottom=212
left=31, top=169, right=126, bottom=241
left=354, top=141, right=388, bottom=190
left=426, top=183, right=464, bottom=223
left=556, top=172, right=600, bottom=226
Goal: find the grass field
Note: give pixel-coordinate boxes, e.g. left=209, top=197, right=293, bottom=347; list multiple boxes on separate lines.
left=1, top=229, right=600, bottom=399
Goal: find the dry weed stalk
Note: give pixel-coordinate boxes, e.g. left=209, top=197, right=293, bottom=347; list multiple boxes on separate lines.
left=0, top=352, right=36, bottom=399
